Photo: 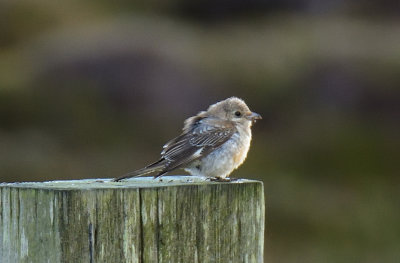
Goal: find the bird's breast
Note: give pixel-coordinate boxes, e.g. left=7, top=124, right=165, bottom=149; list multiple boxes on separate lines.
left=231, top=130, right=252, bottom=169
left=187, top=130, right=252, bottom=178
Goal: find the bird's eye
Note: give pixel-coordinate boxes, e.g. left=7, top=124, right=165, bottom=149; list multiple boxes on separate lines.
left=234, top=111, right=242, bottom=117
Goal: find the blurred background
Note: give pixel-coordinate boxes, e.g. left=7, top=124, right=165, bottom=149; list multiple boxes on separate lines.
left=1, top=0, right=399, bottom=262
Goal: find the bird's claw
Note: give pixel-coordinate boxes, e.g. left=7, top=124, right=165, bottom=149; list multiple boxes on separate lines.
left=208, top=177, right=237, bottom=182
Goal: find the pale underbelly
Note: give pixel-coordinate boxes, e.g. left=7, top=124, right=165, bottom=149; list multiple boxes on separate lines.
left=185, top=133, right=251, bottom=178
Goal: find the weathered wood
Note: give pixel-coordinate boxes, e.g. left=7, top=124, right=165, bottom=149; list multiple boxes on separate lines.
left=0, top=176, right=265, bottom=263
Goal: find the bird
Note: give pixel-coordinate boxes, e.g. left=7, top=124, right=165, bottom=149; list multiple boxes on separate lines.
left=114, top=97, right=261, bottom=182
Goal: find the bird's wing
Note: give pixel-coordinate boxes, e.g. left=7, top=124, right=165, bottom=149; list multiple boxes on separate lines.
left=159, top=118, right=236, bottom=173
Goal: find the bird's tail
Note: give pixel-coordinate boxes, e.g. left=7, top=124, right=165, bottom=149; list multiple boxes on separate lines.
left=113, top=159, right=166, bottom=182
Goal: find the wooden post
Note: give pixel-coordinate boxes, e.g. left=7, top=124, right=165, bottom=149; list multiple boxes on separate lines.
left=0, top=176, right=265, bottom=263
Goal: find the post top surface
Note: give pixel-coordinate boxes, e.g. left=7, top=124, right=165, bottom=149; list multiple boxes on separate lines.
left=0, top=176, right=262, bottom=190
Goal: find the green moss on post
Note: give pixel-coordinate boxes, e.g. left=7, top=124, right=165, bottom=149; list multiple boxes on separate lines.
left=0, top=176, right=265, bottom=263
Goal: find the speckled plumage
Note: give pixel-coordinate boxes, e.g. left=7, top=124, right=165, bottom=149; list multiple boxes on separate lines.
left=114, top=97, right=261, bottom=181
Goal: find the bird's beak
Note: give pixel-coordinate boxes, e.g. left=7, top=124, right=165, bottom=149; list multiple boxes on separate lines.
left=247, top=112, right=262, bottom=122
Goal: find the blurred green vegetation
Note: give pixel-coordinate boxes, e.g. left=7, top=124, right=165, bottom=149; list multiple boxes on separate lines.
left=1, top=0, right=399, bottom=262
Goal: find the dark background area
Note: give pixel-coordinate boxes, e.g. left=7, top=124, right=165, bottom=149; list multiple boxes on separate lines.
left=1, top=0, right=399, bottom=262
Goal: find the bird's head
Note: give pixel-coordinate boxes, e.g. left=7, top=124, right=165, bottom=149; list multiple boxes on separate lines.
left=207, top=97, right=262, bottom=127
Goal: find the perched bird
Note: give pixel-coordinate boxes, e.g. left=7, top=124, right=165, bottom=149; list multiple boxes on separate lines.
left=114, top=97, right=261, bottom=182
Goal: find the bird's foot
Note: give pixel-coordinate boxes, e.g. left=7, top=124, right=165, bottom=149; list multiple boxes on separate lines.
left=208, top=177, right=237, bottom=182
